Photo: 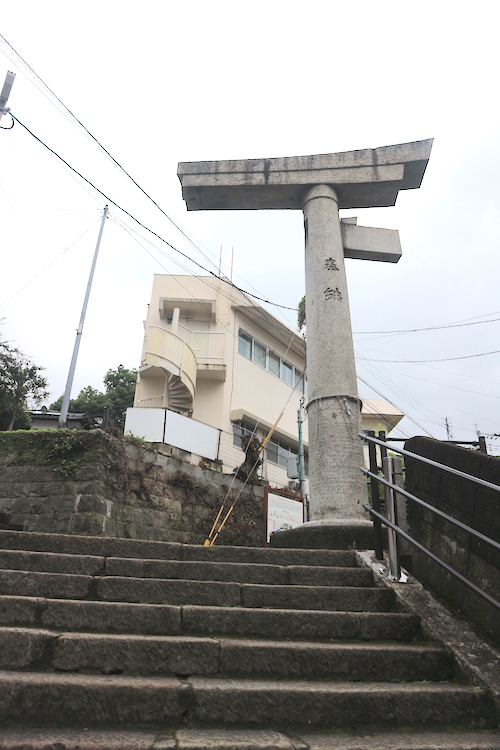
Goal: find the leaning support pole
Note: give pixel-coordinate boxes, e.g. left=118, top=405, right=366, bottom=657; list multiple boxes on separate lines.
left=58, top=206, right=108, bottom=428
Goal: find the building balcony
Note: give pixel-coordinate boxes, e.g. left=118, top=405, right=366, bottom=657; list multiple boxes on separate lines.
left=177, top=324, right=226, bottom=380
left=138, top=324, right=226, bottom=413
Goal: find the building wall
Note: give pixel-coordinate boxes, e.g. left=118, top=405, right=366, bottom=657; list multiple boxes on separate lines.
left=134, top=275, right=403, bottom=494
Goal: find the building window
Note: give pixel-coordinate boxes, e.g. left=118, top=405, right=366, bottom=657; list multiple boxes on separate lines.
left=238, top=329, right=306, bottom=393
left=234, top=421, right=308, bottom=476
left=268, top=351, right=280, bottom=377
left=281, top=361, right=293, bottom=386
left=266, top=436, right=308, bottom=476
left=233, top=421, right=257, bottom=449
left=253, top=340, right=267, bottom=368
left=238, top=332, right=252, bottom=360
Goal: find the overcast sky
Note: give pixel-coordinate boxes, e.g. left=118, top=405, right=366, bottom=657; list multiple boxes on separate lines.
left=1, top=1, right=499, bottom=452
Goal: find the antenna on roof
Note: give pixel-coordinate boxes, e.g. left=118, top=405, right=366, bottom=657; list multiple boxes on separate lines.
left=0, top=70, right=16, bottom=122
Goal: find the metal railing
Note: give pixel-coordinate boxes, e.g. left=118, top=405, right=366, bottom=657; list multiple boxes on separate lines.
left=359, top=431, right=500, bottom=611
left=177, top=324, right=225, bottom=363
left=136, top=395, right=164, bottom=408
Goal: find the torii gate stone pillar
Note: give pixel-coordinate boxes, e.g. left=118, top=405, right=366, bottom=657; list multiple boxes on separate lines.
left=178, top=140, right=432, bottom=538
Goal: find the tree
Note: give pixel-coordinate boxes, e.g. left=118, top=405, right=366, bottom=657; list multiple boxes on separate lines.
left=298, top=296, right=306, bottom=332
left=50, top=365, right=137, bottom=426
left=103, top=365, right=138, bottom=422
left=0, top=339, right=49, bottom=431
left=50, top=386, right=106, bottom=419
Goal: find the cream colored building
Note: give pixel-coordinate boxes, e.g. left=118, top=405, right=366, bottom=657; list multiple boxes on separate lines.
left=133, top=275, right=403, bottom=490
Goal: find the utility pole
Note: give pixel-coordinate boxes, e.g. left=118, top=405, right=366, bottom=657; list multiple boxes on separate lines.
left=445, top=417, right=453, bottom=441
left=58, top=206, right=108, bottom=428
left=0, top=70, right=16, bottom=123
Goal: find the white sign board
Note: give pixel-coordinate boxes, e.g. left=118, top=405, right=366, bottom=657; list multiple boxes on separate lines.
left=164, top=410, right=219, bottom=460
left=125, top=408, right=165, bottom=443
left=266, top=490, right=304, bottom=543
left=124, top=408, right=219, bottom=460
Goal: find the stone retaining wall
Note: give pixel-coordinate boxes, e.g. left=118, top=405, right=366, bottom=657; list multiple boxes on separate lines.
left=0, top=431, right=265, bottom=546
left=404, top=437, right=500, bottom=643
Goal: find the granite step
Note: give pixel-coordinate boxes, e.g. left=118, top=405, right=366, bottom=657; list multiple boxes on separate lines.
left=0, top=550, right=374, bottom=586
left=97, top=577, right=395, bottom=610
left=0, top=549, right=105, bottom=575
left=0, top=596, right=421, bottom=640
left=1, top=728, right=499, bottom=750
left=0, top=568, right=395, bottom=609
left=0, top=532, right=496, bottom=740
left=187, top=677, right=497, bottom=730
left=0, top=628, right=454, bottom=682
left=0, top=530, right=357, bottom=566
left=0, top=671, right=495, bottom=730
left=103, top=557, right=375, bottom=586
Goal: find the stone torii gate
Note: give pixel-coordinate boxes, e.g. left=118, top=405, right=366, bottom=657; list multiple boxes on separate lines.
left=178, top=140, right=432, bottom=528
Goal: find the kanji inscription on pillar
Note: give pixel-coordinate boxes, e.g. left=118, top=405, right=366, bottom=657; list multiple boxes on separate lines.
left=324, top=287, right=342, bottom=301
left=324, top=258, right=339, bottom=271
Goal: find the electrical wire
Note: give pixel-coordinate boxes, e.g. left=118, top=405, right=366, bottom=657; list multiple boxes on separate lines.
left=7, top=111, right=297, bottom=313
left=357, top=374, right=435, bottom=438
left=110, top=214, right=305, bottom=356
left=0, top=35, right=301, bottom=319
left=356, top=352, right=445, bottom=427
left=0, top=216, right=101, bottom=309
left=0, top=33, right=230, bottom=277
left=378, top=368, right=500, bottom=401
left=353, top=314, right=500, bottom=338
left=368, top=349, right=500, bottom=364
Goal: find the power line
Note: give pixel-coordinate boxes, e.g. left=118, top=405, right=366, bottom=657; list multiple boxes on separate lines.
left=110, top=215, right=304, bottom=352
left=379, top=368, right=500, bottom=401
left=357, top=374, right=435, bottom=437
left=0, top=34, right=301, bottom=319
left=7, top=111, right=297, bottom=312
left=0, top=216, right=101, bottom=309
left=368, top=350, right=500, bottom=364
left=354, top=314, right=500, bottom=337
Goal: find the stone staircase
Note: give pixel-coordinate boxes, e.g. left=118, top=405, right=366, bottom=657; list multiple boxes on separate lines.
left=0, top=528, right=498, bottom=749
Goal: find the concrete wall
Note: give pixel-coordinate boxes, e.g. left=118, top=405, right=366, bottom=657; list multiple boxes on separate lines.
left=404, top=437, right=500, bottom=643
left=0, top=431, right=266, bottom=547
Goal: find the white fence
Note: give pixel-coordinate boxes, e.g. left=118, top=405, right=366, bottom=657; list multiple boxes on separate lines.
left=125, top=408, right=219, bottom=461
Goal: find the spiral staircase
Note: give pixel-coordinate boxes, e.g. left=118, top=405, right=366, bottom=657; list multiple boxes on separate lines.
left=137, top=326, right=197, bottom=415
left=165, top=372, right=193, bottom=412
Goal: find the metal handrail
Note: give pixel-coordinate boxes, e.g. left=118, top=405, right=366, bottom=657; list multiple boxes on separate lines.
left=359, top=431, right=500, bottom=612
left=362, top=467, right=500, bottom=552
left=359, top=432, right=500, bottom=494
left=363, top=503, right=500, bottom=612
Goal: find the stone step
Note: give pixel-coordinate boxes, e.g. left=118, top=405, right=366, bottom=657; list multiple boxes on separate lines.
left=98, top=577, right=396, bottom=610
left=294, top=732, right=500, bottom=750
left=1, top=728, right=499, bottom=750
left=0, top=670, right=185, bottom=728
left=0, top=596, right=421, bottom=640
left=0, top=549, right=106, bottom=575
left=0, top=672, right=495, bottom=730
left=104, top=558, right=375, bottom=586
left=0, top=530, right=357, bottom=566
left=181, top=604, right=420, bottom=640
left=0, top=569, right=395, bottom=609
left=188, top=677, right=497, bottom=730
left=0, top=549, right=374, bottom=586
left=0, top=628, right=454, bottom=681
left=0, top=569, right=95, bottom=600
